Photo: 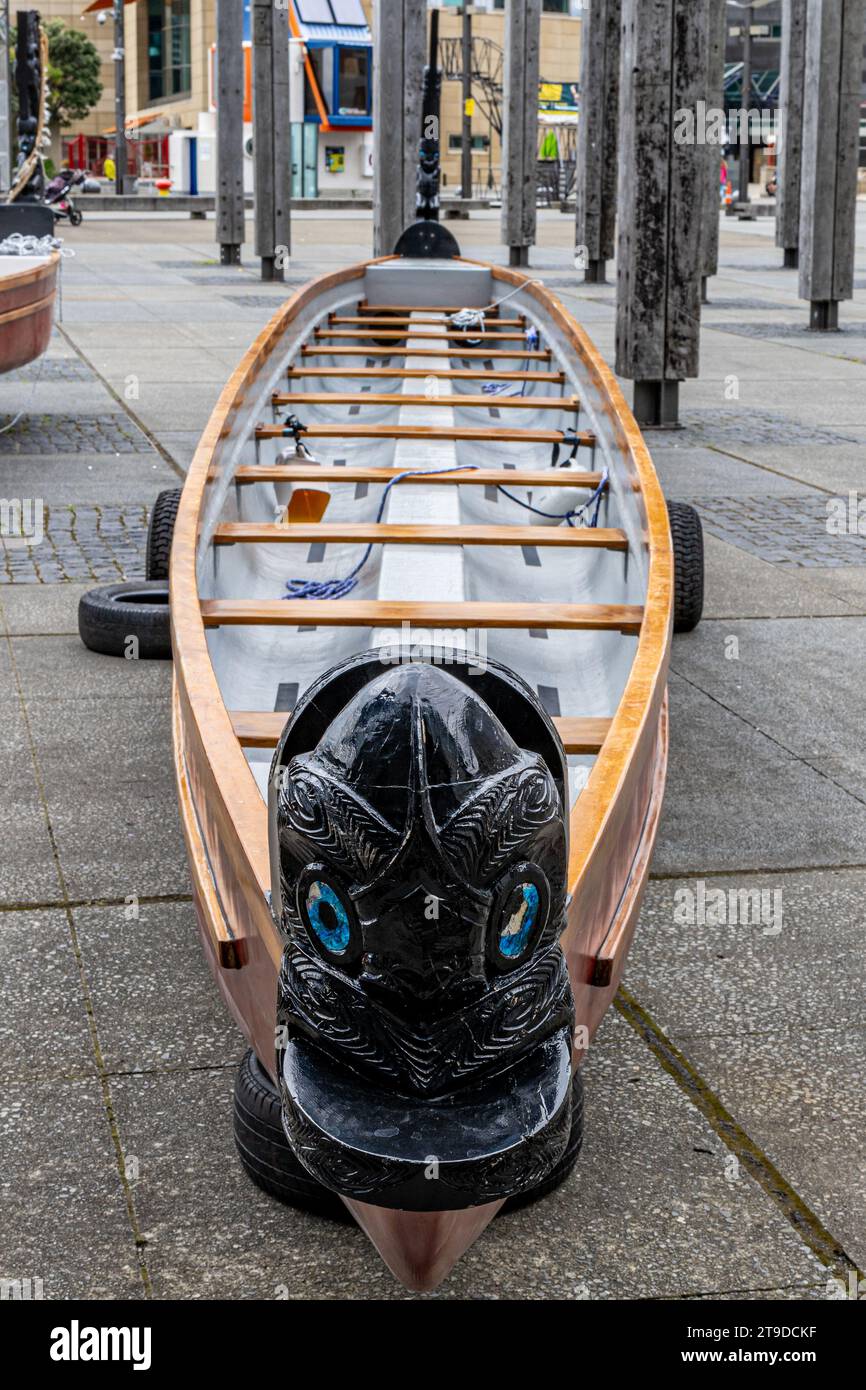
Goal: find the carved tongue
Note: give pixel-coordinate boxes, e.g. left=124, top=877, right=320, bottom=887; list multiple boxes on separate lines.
left=342, top=1197, right=504, bottom=1292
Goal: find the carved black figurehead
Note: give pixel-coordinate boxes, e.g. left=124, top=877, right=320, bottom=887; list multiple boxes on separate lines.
left=269, top=652, right=575, bottom=1210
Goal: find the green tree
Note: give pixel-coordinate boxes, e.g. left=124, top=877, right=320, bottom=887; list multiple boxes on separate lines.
left=44, top=20, right=102, bottom=129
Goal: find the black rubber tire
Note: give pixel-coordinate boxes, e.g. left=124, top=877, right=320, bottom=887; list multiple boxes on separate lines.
left=68, top=208, right=83, bottom=227
left=78, top=581, right=171, bottom=660
left=145, top=488, right=182, bottom=581
left=668, top=500, right=705, bottom=633
left=233, top=1049, right=352, bottom=1221
left=233, top=1048, right=584, bottom=1218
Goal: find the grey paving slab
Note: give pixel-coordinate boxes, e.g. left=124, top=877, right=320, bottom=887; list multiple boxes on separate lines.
left=650, top=445, right=821, bottom=500
left=153, top=431, right=202, bottom=472
left=0, top=1077, right=143, bottom=1298
left=74, top=900, right=241, bottom=1074
left=0, top=908, right=95, bottom=1082
left=0, top=582, right=93, bottom=635
left=11, top=635, right=170, bottom=701
left=25, top=693, right=188, bottom=902
left=725, top=445, right=866, bottom=497
left=655, top=671, right=866, bottom=876
left=0, top=724, right=64, bottom=906
left=129, top=383, right=224, bottom=433
left=0, top=455, right=177, bottom=508
left=702, top=535, right=857, bottom=619
left=670, top=618, right=866, bottom=775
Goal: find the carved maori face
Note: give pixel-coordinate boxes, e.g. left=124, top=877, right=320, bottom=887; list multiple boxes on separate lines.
left=272, top=657, right=575, bottom=1211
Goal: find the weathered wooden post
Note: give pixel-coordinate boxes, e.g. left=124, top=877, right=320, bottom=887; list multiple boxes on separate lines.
left=372, top=0, right=426, bottom=256
left=461, top=4, right=473, bottom=198
left=501, top=0, right=541, bottom=268
left=775, top=0, right=806, bottom=269
left=216, top=0, right=245, bottom=266
left=700, top=0, right=727, bottom=303
left=798, top=0, right=864, bottom=330
left=616, top=0, right=709, bottom=428
left=737, top=3, right=753, bottom=210
left=575, top=0, right=621, bottom=285
left=253, top=0, right=292, bottom=282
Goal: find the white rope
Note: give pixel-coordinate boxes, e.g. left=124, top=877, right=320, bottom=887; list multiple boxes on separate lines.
left=0, top=232, right=74, bottom=258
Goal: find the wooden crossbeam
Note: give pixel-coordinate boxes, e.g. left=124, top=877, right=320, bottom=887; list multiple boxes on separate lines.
left=234, top=464, right=605, bottom=488
left=316, top=328, right=529, bottom=343
left=300, top=347, right=551, bottom=361
left=255, top=423, right=595, bottom=445
left=287, top=367, right=566, bottom=383
left=214, top=522, right=627, bottom=549
left=330, top=315, right=525, bottom=329
left=358, top=302, right=504, bottom=314
left=230, top=709, right=613, bottom=755
left=201, top=600, right=643, bottom=635
left=271, top=391, right=575, bottom=412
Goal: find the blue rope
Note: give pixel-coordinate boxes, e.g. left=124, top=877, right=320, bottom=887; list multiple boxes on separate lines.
left=496, top=469, right=609, bottom=529
left=283, top=464, right=479, bottom=600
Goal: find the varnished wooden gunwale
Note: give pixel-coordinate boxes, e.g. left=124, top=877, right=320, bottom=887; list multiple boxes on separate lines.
left=271, top=391, right=575, bottom=411
left=213, top=522, right=628, bottom=549
left=287, top=367, right=565, bottom=383
left=171, top=253, right=672, bottom=1061
left=254, top=422, right=595, bottom=445
left=301, top=345, right=551, bottom=360
left=234, top=464, right=604, bottom=488
left=230, top=710, right=614, bottom=755
left=201, top=599, right=643, bottom=634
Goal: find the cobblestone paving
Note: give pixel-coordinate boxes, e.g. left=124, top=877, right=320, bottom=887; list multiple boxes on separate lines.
left=0, top=503, right=147, bottom=582
left=2, top=359, right=96, bottom=383
left=696, top=494, right=866, bottom=567
left=673, top=408, right=858, bottom=449
left=0, top=413, right=151, bottom=455
left=220, top=293, right=293, bottom=309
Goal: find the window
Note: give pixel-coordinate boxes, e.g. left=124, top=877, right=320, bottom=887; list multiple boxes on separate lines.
left=147, top=0, right=191, bottom=103
left=304, top=49, right=330, bottom=118
left=448, top=134, right=490, bottom=151
left=336, top=48, right=369, bottom=116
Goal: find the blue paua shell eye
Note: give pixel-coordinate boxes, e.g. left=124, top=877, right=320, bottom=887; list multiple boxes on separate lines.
left=498, top=882, right=540, bottom=959
left=305, top=880, right=351, bottom=954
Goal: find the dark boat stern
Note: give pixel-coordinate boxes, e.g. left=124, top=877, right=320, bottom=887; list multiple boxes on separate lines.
left=268, top=652, right=575, bottom=1212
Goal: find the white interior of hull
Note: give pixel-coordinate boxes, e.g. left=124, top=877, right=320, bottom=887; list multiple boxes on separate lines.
left=198, top=261, right=646, bottom=811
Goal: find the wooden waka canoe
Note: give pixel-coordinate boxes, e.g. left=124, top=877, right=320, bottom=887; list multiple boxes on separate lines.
left=0, top=251, right=59, bottom=376
left=170, top=254, right=674, bottom=1292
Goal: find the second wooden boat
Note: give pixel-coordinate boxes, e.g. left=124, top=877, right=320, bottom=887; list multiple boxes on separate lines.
left=0, top=250, right=58, bottom=376
left=168, top=247, right=703, bottom=1291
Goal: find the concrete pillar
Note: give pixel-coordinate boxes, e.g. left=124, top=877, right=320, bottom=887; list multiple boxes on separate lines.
left=253, top=0, right=292, bottom=282
left=776, top=0, right=807, bottom=269
left=575, top=0, right=621, bottom=285
left=372, top=0, right=426, bottom=256
left=799, top=0, right=865, bottom=330
left=501, top=0, right=542, bottom=267
left=215, top=0, right=245, bottom=266
left=616, top=0, right=709, bottom=427
left=700, top=0, right=727, bottom=301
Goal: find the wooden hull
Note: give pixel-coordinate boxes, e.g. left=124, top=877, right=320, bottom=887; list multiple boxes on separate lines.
left=0, top=254, right=58, bottom=375
left=171, top=256, right=673, bottom=1290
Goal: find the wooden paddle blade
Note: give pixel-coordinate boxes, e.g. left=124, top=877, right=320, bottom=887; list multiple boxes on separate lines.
left=285, top=488, right=330, bottom=524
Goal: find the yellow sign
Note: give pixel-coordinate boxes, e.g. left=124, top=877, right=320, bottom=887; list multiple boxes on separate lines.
left=464, top=97, right=475, bottom=117
left=104, top=157, right=116, bottom=181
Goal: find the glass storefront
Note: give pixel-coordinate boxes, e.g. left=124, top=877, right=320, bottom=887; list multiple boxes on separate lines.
left=148, top=0, right=192, bottom=103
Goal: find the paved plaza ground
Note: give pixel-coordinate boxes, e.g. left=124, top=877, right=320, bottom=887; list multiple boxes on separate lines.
left=1, top=206, right=864, bottom=1300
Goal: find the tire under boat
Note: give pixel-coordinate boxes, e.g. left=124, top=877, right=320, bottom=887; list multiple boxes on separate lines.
left=170, top=255, right=674, bottom=1292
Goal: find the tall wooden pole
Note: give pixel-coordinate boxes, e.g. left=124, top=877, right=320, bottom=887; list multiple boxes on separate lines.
left=253, top=0, right=292, bottom=282
left=461, top=4, right=473, bottom=198
left=575, top=0, right=621, bottom=285
left=501, top=0, right=541, bottom=268
left=775, top=0, right=807, bottom=270
left=113, top=0, right=128, bottom=196
left=372, top=0, right=426, bottom=256
left=216, top=0, right=245, bottom=266
left=700, top=0, right=727, bottom=302
left=616, top=0, right=709, bottom=428
left=799, top=0, right=866, bottom=330
left=0, top=0, right=13, bottom=194
left=737, top=4, right=753, bottom=208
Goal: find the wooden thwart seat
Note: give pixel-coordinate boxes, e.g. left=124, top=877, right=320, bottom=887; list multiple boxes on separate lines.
left=288, top=367, right=566, bottom=383
left=330, top=315, right=525, bottom=329
left=214, top=522, right=628, bottom=550
left=230, top=709, right=613, bottom=756
left=255, top=422, right=595, bottom=445
left=301, top=347, right=551, bottom=361
left=201, top=600, right=643, bottom=635
left=316, top=328, right=530, bottom=343
left=271, top=391, right=576, bottom=412
left=234, top=464, right=605, bottom=488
